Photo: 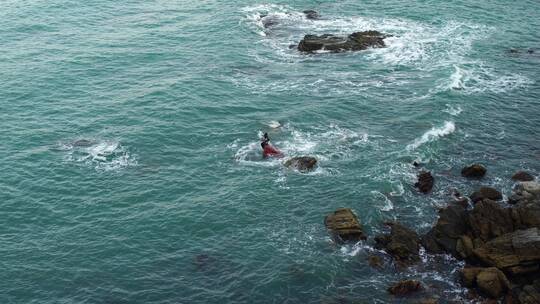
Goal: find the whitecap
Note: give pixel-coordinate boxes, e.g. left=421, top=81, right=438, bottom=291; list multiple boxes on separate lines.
left=407, top=121, right=456, bottom=150
left=442, top=104, right=463, bottom=116
left=62, top=139, right=136, bottom=171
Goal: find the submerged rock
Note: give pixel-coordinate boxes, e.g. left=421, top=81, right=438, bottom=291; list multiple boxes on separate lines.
left=324, top=208, right=366, bottom=243
left=73, top=139, right=95, bottom=147
left=461, top=164, right=487, bottom=179
left=284, top=156, right=317, bottom=172
left=387, top=280, right=422, bottom=296
left=367, top=255, right=383, bottom=268
left=303, top=10, right=319, bottom=20
left=512, top=171, right=535, bottom=182
left=415, top=171, right=434, bottom=193
left=297, top=31, right=387, bottom=53
left=469, top=186, right=502, bottom=203
left=375, top=222, right=420, bottom=265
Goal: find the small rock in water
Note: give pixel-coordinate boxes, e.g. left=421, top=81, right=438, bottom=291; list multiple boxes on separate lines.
left=415, top=171, right=434, bottom=193
left=387, top=280, right=422, bottom=296
left=512, top=170, right=534, bottom=182
left=297, top=31, right=388, bottom=53
left=324, top=208, right=366, bottom=243
left=374, top=222, right=420, bottom=265
left=284, top=156, right=317, bottom=172
left=303, top=10, right=320, bottom=20
left=469, top=186, right=502, bottom=203
left=461, top=164, right=487, bottom=178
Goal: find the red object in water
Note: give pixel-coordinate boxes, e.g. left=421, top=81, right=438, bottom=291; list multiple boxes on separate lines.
left=263, top=144, right=283, bottom=158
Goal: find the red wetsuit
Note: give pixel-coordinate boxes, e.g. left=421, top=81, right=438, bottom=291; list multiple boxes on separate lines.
left=263, top=144, right=283, bottom=158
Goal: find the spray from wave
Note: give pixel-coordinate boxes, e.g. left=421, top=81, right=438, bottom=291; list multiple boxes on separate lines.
left=407, top=121, right=456, bottom=150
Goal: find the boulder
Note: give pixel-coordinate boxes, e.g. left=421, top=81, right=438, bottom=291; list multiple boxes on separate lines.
left=509, top=181, right=540, bottom=205
left=468, top=200, right=514, bottom=241
left=284, top=156, right=317, bottom=172
left=375, top=222, right=420, bottom=264
left=518, top=280, right=540, bottom=304
left=470, top=187, right=502, bottom=203
left=456, top=235, right=474, bottom=259
left=303, top=10, right=319, bottom=20
left=415, top=171, right=434, bottom=193
left=298, top=31, right=387, bottom=53
left=462, top=164, right=487, bottom=178
left=421, top=205, right=470, bottom=257
left=460, top=267, right=483, bottom=287
left=324, top=208, right=366, bottom=243
left=387, top=280, right=422, bottom=296
left=476, top=267, right=511, bottom=299
left=473, top=228, right=540, bottom=274
left=512, top=171, right=534, bottom=182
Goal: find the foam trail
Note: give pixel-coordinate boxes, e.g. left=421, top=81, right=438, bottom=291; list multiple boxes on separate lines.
left=449, top=65, right=467, bottom=90
left=407, top=121, right=456, bottom=150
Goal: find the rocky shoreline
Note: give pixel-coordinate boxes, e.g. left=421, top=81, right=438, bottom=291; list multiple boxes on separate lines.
left=325, top=165, right=539, bottom=303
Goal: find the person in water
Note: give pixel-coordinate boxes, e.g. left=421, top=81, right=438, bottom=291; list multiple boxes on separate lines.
left=261, top=133, right=283, bottom=158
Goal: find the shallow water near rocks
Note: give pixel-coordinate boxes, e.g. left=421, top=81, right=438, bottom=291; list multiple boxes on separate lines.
left=1, top=0, right=539, bottom=303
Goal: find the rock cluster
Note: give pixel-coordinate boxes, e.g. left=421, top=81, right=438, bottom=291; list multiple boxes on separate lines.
left=323, top=164, right=538, bottom=302
left=284, top=156, right=317, bottom=172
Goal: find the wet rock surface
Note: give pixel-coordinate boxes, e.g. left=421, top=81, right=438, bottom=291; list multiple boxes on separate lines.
left=512, top=171, right=535, bottom=182
left=284, top=156, right=317, bottom=172
left=461, top=164, right=487, bottom=178
left=303, top=10, right=319, bottom=20
left=387, top=280, right=422, bottom=296
left=324, top=208, right=366, bottom=243
left=415, top=171, right=434, bottom=193
left=298, top=31, right=387, bottom=53
left=375, top=222, right=420, bottom=265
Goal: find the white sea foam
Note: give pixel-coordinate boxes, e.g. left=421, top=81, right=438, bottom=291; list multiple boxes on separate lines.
left=443, top=104, right=463, bottom=116
left=407, top=121, right=456, bottom=150
left=61, top=139, right=136, bottom=171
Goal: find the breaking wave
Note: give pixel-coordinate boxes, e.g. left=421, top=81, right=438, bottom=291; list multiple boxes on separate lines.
left=407, top=121, right=456, bottom=150
left=59, top=139, right=137, bottom=171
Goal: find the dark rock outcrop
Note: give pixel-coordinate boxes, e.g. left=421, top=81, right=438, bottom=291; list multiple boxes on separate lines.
left=468, top=199, right=514, bottom=241
left=422, top=205, right=469, bottom=256
left=519, top=280, right=540, bottom=304
left=324, top=208, right=366, bottom=243
left=469, top=186, right=502, bottom=203
left=512, top=171, right=534, bottom=182
left=284, top=156, right=317, bottom=172
left=415, top=171, right=434, bottom=193
left=375, top=223, right=420, bottom=265
left=298, top=31, right=387, bottom=53
left=473, top=228, right=540, bottom=275
left=388, top=280, right=422, bottom=296
left=461, top=164, right=487, bottom=178
left=367, top=255, right=383, bottom=268
left=303, top=10, right=319, bottom=20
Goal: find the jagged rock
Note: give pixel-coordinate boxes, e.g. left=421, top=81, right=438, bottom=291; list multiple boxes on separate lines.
left=473, top=228, right=540, bottom=274
left=470, top=187, right=502, bottom=203
left=284, top=156, right=317, bottom=172
left=519, top=280, right=540, bottom=304
left=512, top=171, right=534, bottom=182
left=324, top=208, right=366, bottom=243
left=415, top=171, right=434, bottom=193
left=476, top=267, right=511, bottom=299
left=422, top=205, right=469, bottom=257
left=461, top=267, right=483, bottom=287
left=388, top=280, right=422, bottom=296
left=367, top=255, right=383, bottom=268
left=456, top=235, right=474, bottom=259
left=462, top=164, right=487, bottom=178
left=297, top=31, right=387, bottom=53
left=303, top=10, right=319, bottom=20
left=509, top=181, right=540, bottom=205
left=468, top=200, right=514, bottom=241
left=375, top=222, right=420, bottom=264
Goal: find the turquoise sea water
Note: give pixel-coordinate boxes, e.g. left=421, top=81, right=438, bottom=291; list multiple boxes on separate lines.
left=1, top=0, right=539, bottom=303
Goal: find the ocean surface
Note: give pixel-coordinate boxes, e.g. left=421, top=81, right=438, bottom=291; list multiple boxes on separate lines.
left=1, top=0, right=539, bottom=303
